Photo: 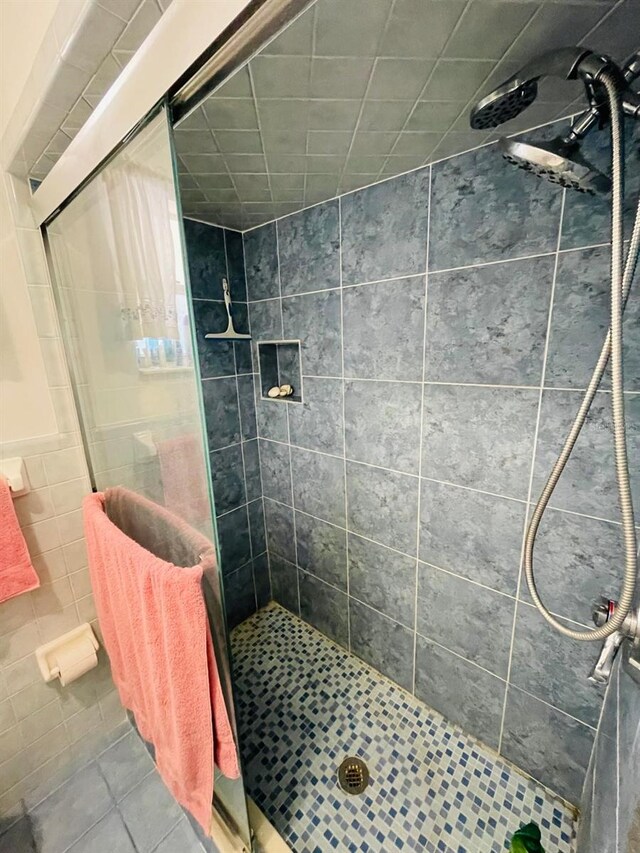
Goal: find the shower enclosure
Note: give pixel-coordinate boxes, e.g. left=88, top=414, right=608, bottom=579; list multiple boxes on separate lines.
left=34, top=0, right=639, bottom=850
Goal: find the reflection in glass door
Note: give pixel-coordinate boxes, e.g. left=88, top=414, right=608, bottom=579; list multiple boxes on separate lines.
left=44, top=109, right=252, bottom=848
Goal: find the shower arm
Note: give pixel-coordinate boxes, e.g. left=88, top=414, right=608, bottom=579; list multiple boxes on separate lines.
left=525, top=72, right=640, bottom=642
left=564, top=51, right=640, bottom=146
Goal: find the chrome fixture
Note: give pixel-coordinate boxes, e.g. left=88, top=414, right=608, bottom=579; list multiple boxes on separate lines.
left=470, top=49, right=640, bottom=652
left=588, top=599, right=639, bottom=685
left=471, top=48, right=640, bottom=195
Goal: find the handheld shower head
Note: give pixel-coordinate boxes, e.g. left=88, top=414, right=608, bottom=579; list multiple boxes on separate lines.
left=469, top=47, right=601, bottom=130
left=498, top=136, right=611, bottom=195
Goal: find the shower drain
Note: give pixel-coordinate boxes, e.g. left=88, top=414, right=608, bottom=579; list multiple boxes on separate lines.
left=338, top=757, right=369, bottom=795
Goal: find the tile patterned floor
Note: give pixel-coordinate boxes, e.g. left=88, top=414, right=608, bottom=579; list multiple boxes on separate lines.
left=0, top=729, right=206, bottom=853
left=232, top=604, right=577, bottom=853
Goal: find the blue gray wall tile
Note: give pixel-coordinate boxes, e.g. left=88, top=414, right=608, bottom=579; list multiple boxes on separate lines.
left=270, top=554, right=299, bottom=613
left=519, top=508, right=625, bottom=625
left=244, top=222, right=280, bottom=300
left=295, top=511, right=347, bottom=591
left=533, top=390, right=639, bottom=521
left=546, top=245, right=640, bottom=392
left=186, top=218, right=263, bottom=628
left=264, top=498, right=296, bottom=563
left=183, top=218, right=227, bottom=299
left=282, top=289, right=342, bottom=376
left=248, top=497, right=266, bottom=556
left=224, top=228, right=247, bottom=301
left=288, top=377, right=344, bottom=455
left=340, top=169, right=430, bottom=285
left=224, top=564, right=256, bottom=629
left=560, top=118, right=639, bottom=252
left=201, top=377, right=242, bottom=450
left=238, top=375, right=257, bottom=439
left=210, top=444, right=246, bottom=514
left=422, top=384, right=538, bottom=499
left=429, top=143, right=562, bottom=270
left=249, top=298, right=283, bottom=343
left=243, top=439, right=262, bottom=502
left=417, top=563, right=514, bottom=677
left=259, top=439, right=293, bottom=505
left=291, top=447, right=346, bottom=527
left=217, top=506, right=252, bottom=574
left=348, top=534, right=415, bottom=627
left=299, top=571, right=349, bottom=647
left=346, top=461, right=419, bottom=555
left=255, top=383, right=289, bottom=442
left=343, top=277, right=425, bottom=381
left=414, top=635, right=505, bottom=751
left=509, top=604, right=604, bottom=728
left=501, top=686, right=595, bottom=804
left=192, top=300, right=236, bottom=378
left=419, top=479, right=525, bottom=595
left=349, top=599, right=414, bottom=692
left=425, top=256, right=554, bottom=385
left=277, top=199, right=340, bottom=295
left=253, top=553, right=271, bottom=608
left=345, top=379, right=422, bottom=473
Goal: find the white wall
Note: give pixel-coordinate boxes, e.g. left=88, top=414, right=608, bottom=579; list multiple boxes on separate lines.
left=0, top=0, right=61, bottom=443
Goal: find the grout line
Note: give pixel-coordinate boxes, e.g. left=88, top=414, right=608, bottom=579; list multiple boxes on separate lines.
left=498, top=187, right=567, bottom=753
left=242, top=232, right=273, bottom=601
left=257, top=443, right=630, bottom=527
left=338, top=195, right=351, bottom=652
left=261, top=500, right=596, bottom=629
left=334, top=0, right=399, bottom=195
left=412, top=164, right=431, bottom=695
left=225, top=227, right=258, bottom=610
left=274, top=560, right=597, bottom=732
left=275, top=220, right=300, bottom=615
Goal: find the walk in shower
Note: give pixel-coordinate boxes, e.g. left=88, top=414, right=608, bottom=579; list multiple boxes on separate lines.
left=24, top=0, right=639, bottom=851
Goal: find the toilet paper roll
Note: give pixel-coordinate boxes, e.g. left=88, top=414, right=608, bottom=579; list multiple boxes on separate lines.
left=54, top=637, right=98, bottom=686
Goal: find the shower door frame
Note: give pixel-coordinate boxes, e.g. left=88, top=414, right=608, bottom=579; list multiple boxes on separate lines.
left=40, top=103, right=255, bottom=849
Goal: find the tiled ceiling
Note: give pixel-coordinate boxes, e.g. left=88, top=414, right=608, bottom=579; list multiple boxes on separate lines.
left=174, top=0, right=638, bottom=231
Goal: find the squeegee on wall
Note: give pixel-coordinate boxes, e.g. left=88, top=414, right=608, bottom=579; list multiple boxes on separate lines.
left=205, top=278, right=251, bottom=340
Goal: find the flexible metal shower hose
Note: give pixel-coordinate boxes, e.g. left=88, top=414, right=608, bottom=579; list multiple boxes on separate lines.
left=524, top=70, right=640, bottom=641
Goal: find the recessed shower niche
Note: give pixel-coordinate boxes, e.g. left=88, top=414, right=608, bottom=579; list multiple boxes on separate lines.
left=257, top=340, right=302, bottom=403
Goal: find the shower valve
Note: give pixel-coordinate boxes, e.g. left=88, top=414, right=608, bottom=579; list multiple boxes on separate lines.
left=591, top=597, right=639, bottom=640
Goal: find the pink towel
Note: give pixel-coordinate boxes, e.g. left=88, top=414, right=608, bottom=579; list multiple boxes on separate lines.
left=83, top=488, right=239, bottom=832
left=0, top=477, right=40, bottom=604
left=157, top=434, right=210, bottom=524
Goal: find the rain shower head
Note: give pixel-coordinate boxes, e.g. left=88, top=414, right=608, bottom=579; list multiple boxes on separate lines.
left=498, top=136, right=611, bottom=195
left=469, top=46, right=613, bottom=130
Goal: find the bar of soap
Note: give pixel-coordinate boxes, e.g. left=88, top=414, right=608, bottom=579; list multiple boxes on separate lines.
left=267, top=386, right=281, bottom=398
left=279, top=385, right=293, bottom=397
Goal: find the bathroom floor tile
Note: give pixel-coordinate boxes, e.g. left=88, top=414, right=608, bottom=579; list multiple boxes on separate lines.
left=119, top=771, right=184, bottom=853
left=97, top=729, right=155, bottom=802
left=232, top=604, right=576, bottom=853
left=8, top=736, right=207, bottom=853
left=29, top=763, right=114, bottom=853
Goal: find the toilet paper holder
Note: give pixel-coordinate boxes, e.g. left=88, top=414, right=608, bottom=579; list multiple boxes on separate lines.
left=36, top=623, right=99, bottom=686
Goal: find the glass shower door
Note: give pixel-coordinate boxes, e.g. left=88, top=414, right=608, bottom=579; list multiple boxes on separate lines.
left=44, top=109, right=252, bottom=848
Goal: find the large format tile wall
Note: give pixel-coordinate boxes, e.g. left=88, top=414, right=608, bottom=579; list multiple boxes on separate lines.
left=183, top=218, right=270, bottom=630
left=240, top=116, right=640, bottom=805
left=577, top=657, right=640, bottom=853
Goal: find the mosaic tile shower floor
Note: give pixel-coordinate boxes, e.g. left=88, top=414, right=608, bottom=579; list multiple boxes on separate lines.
left=231, top=604, right=577, bottom=853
